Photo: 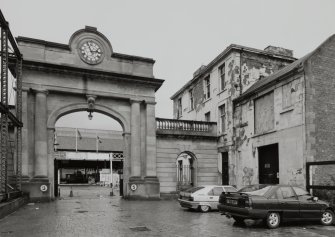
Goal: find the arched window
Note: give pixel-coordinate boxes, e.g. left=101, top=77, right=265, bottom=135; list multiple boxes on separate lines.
left=176, top=152, right=196, bottom=191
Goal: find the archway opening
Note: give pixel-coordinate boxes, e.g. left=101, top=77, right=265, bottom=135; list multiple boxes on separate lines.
left=54, top=111, right=124, bottom=197
left=176, top=152, right=197, bottom=191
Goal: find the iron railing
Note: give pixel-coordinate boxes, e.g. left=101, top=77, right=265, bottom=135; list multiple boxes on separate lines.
left=176, top=164, right=194, bottom=191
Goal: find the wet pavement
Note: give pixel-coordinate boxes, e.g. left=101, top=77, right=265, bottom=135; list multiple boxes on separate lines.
left=0, top=186, right=334, bottom=237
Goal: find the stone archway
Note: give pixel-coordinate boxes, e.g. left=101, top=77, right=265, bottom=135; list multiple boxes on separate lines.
left=47, top=103, right=130, bottom=132
left=18, top=26, right=164, bottom=201
left=48, top=102, right=129, bottom=198
left=176, top=151, right=198, bottom=191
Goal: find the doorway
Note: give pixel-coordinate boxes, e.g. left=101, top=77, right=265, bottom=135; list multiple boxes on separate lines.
left=258, top=143, right=279, bottom=184
left=221, top=152, right=229, bottom=185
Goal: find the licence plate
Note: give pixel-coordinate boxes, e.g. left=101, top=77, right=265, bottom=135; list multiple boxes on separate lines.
left=226, top=199, right=238, bottom=205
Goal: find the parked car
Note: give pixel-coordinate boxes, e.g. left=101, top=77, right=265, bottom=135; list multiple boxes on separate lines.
left=218, top=185, right=334, bottom=228
left=237, top=184, right=268, bottom=193
left=178, top=185, right=237, bottom=212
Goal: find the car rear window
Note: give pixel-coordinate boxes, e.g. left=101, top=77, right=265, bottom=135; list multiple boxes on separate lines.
left=238, top=184, right=267, bottom=192
left=245, top=186, right=271, bottom=196
left=185, top=187, right=204, bottom=193
left=224, top=187, right=237, bottom=193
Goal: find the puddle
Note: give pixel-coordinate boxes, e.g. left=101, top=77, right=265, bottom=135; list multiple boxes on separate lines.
left=76, top=210, right=88, bottom=213
left=129, top=226, right=150, bottom=231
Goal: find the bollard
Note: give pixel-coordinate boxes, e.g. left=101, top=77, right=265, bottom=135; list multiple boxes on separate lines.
left=69, top=187, right=73, bottom=197
left=110, top=183, right=114, bottom=196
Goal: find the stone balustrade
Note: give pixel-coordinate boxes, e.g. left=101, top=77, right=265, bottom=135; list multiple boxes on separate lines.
left=156, top=118, right=217, bottom=138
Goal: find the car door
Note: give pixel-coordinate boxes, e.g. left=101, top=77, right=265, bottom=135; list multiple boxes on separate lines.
left=208, top=187, right=223, bottom=209
left=293, top=187, right=322, bottom=220
left=277, top=186, right=300, bottom=220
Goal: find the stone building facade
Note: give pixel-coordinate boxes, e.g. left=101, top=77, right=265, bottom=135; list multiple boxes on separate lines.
left=171, top=44, right=296, bottom=186
left=17, top=26, right=164, bottom=200
left=172, top=35, right=335, bottom=195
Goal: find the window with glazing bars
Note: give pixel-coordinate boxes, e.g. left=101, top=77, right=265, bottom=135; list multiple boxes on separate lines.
left=204, top=76, right=211, bottom=99
left=219, top=63, right=226, bottom=91
left=219, top=104, right=226, bottom=133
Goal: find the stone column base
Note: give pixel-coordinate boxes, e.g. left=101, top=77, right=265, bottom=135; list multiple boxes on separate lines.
left=31, top=176, right=49, bottom=182
left=21, top=175, right=31, bottom=182
left=21, top=181, right=51, bottom=202
left=126, top=176, right=160, bottom=200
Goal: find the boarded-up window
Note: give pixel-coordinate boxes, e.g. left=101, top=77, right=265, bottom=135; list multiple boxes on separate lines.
left=255, top=92, right=274, bottom=134
left=282, top=82, right=293, bottom=108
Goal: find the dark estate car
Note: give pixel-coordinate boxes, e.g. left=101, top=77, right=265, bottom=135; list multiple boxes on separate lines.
left=218, top=185, right=334, bottom=228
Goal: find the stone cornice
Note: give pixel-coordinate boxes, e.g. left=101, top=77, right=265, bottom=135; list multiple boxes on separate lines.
left=22, top=59, right=164, bottom=91
left=22, top=82, right=154, bottom=102
left=144, top=101, right=157, bottom=105
left=16, top=36, right=155, bottom=63
left=129, top=99, right=143, bottom=104
left=156, top=133, right=218, bottom=141
left=122, top=132, right=131, bottom=136
left=33, top=88, right=49, bottom=95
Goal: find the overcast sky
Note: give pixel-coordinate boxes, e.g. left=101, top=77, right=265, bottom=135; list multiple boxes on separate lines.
left=2, top=0, right=335, bottom=130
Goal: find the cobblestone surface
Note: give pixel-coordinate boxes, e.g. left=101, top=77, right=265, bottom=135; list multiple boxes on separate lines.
left=0, top=186, right=334, bottom=237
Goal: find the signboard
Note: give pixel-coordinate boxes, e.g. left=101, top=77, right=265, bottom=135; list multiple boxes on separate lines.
left=54, top=152, right=123, bottom=161
left=54, top=152, right=110, bottom=160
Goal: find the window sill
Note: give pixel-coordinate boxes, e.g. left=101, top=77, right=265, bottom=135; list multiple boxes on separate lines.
left=217, top=88, right=227, bottom=96
left=280, top=106, right=294, bottom=114
left=252, top=129, right=277, bottom=138
left=203, top=98, right=212, bottom=104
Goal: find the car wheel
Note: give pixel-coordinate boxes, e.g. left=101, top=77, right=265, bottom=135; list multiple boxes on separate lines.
left=321, top=210, right=334, bottom=226
left=199, top=205, right=210, bottom=212
left=232, top=216, right=245, bottom=224
left=265, top=212, right=280, bottom=229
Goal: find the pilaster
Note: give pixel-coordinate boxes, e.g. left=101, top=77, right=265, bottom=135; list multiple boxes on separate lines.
left=32, top=89, right=49, bottom=181
left=130, top=99, right=141, bottom=177
left=21, top=88, right=30, bottom=181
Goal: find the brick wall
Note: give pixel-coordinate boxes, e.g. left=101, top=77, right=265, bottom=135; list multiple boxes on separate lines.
left=305, top=34, right=335, bottom=201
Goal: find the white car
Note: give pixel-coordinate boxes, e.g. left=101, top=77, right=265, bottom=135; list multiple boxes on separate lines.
left=178, top=185, right=237, bottom=212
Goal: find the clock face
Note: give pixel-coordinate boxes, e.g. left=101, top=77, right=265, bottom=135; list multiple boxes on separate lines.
left=79, top=40, right=104, bottom=64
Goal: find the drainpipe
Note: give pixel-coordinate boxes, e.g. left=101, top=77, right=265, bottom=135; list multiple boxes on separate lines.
left=239, top=49, right=243, bottom=96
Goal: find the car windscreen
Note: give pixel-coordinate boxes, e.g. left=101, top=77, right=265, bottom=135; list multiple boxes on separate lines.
left=185, top=187, right=204, bottom=193
left=224, top=187, right=237, bottom=193
left=243, top=186, right=271, bottom=196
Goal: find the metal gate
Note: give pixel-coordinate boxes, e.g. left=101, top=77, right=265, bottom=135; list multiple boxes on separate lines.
left=177, top=162, right=194, bottom=191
